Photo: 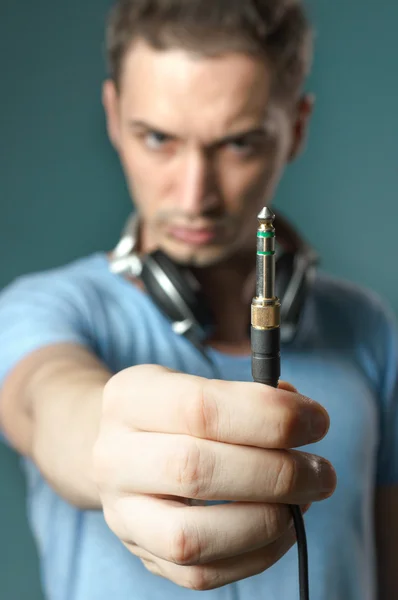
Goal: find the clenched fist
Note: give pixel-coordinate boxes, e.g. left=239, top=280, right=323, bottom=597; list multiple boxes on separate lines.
left=92, top=364, right=336, bottom=591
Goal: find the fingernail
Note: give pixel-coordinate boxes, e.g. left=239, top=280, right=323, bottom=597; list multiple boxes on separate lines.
left=310, top=410, right=329, bottom=440
left=298, top=397, right=329, bottom=442
left=319, top=459, right=337, bottom=496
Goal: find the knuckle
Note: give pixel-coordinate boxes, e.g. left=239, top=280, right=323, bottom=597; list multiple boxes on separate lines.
left=183, top=566, right=217, bottom=591
left=141, top=558, right=159, bottom=577
left=168, top=517, right=201, bottom=565
left=173, top=440, right=211, bottom=499
left=103, top=497, right=135, bottom=543
left=102, top=374, right=123, bottom=420
left=102, top=503, right=121, bottom=537
left=275, top=405, right=301, bottom=446
left=101, top=379, right=115, bottom=416
left=102, top=365, right=157, bottom=417
left=92, top=432, right=122, bottom=492
left=186, top=379, right=219, bottom=439
left=259, top=504, right=287, bottom=541
left=273, top=452, right=298, bottom=497
left=91, top=438, right=111, bottom=488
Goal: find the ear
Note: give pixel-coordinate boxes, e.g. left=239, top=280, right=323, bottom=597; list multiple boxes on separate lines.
left=288, top=93, right=315, bottom=162
left=102, top=79, right=121, bottom=151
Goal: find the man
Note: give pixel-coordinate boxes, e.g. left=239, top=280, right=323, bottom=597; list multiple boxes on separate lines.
left=0, top=0, right=397, bottom=598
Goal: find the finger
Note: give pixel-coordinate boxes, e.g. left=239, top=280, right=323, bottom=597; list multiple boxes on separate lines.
left=278, top=380, right=298, bottom=393
left=120, top=542, right=165, bottom=579
left=126, top=527, right=298, bottom=591
left=105, top=493, right=311, bottom=565
left=106, top=365, right=329, bottom=449
left=96, top=430, right=336, bottom=503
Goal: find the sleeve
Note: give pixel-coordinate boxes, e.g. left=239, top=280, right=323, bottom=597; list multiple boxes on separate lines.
left=0, top=266, right=96, bottom=441
left=374, top=300, right=398, bottom=486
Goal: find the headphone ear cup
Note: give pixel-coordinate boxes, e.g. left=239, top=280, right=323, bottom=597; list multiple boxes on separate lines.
left=140, top=250, right=214, bottom=340
left=276, top=251, right=311, bottom=341
left=275, top=251, right=295, bottom=302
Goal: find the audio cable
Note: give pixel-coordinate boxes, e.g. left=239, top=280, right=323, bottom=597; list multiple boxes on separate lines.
left=251, top=207, right=310, bottom=600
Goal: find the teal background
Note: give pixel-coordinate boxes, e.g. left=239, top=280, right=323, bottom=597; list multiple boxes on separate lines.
left=0, top=1, right=397, bottom=598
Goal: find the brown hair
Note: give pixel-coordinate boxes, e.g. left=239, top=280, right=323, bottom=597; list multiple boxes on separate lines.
left=106, top=0, right=313, bottom=99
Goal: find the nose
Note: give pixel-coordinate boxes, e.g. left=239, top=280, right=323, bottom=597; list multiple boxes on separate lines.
left=178, top=150, right=220, bottom=216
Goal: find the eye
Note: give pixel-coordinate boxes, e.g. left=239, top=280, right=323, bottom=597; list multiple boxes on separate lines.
left=227, top=137, right=254, bottom=156
left=144, top=130, right=172, bottom=150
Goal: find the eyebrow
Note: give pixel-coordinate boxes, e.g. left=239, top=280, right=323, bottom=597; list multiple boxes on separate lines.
left=128, top=119, right=272, bottom=148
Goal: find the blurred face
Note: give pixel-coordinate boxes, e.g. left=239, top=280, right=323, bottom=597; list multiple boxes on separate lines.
left=103, top=40, right=311, bottom=267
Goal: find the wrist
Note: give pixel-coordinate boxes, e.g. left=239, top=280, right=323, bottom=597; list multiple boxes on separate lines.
left=30, top=369, right=109, bottom=510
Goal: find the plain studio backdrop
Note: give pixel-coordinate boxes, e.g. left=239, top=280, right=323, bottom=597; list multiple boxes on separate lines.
left=0, top=1, right=397, bottom=598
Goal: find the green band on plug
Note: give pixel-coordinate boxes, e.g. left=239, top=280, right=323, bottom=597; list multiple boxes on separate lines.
left=257, top=231, right=275, bottom=238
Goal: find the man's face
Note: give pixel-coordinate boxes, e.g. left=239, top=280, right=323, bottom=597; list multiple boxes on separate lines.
left=103, top=40, right=311, bottom=267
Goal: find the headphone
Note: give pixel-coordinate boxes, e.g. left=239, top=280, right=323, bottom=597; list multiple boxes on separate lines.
left=109, top=211, right=319, bottom=346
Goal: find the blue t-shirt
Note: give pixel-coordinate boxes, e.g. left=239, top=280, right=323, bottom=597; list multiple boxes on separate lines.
left=0, top=252, right=398, bottom=600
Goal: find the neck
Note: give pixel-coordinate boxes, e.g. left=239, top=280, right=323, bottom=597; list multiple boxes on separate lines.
left=193, top=252, right=255, bottom=354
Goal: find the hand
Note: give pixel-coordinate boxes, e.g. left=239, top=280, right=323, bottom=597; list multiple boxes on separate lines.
left=92, top=365, right=336, bottom=590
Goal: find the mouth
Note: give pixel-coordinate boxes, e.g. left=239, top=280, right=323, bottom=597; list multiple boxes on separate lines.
left=166, top=225, right=220, bottom=246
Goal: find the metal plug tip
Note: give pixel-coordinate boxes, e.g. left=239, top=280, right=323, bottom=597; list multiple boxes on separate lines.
left=257, top=207, right=275, bottom=224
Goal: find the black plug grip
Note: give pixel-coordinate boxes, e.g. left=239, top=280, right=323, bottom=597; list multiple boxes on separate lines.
left=251, top=326, right=280, bottom=387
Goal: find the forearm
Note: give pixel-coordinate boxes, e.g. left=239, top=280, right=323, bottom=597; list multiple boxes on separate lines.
left=1, top=344, right=111, bottom=510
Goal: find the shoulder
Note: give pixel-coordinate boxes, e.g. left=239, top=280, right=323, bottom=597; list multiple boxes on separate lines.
left=0, top=252, right=144, bottom=310
left=1, top=253, right=112, bottom=298
left=312, top=269, right=395, bottom=334
left=309, top=270, right=397, bottom=393
left=0, top=251, right=156, bottom=344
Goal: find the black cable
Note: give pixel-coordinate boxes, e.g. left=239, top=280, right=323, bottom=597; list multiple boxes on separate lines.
left=289, top=504, right=309, bottom=600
